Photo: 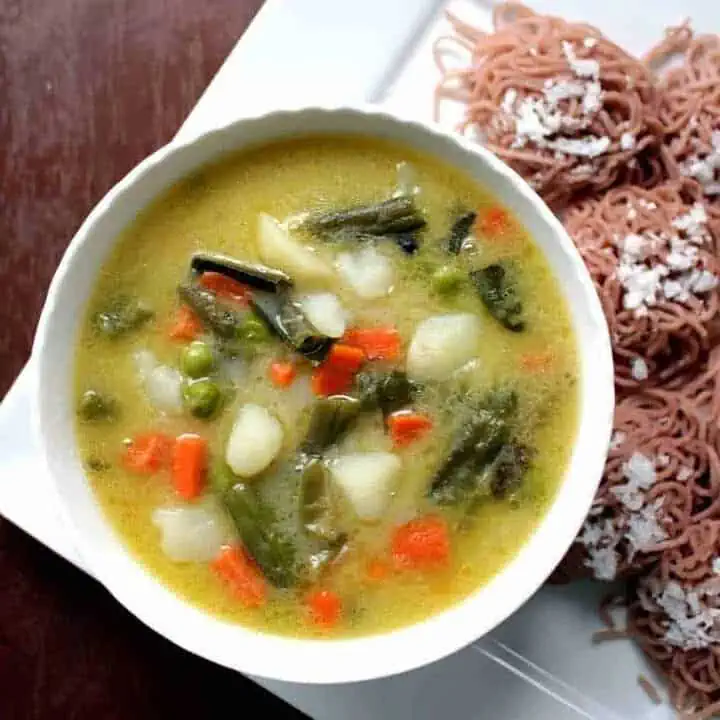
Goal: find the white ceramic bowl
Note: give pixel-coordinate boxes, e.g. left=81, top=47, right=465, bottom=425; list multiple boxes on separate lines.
left=32, top=106, right=614, bottom=684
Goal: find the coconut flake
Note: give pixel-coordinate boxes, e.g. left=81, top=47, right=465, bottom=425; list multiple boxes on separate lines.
left=614, top=203, right=717, bottom=314
left=626, top=499, right=667, bottom=553
left=650, top=580, right=720, bottom=650
left=561, top=41, right=600, bottom=80
left=501, top=88, right=518, bottom=115
left=631, top=357, right=649, bottom=381
left=672, top=203, right=708, bottom=236
left=690, top=270, right=718, bottom=293
left=549, top=135, right=610, bottom=158
left=620, top=132, right=636, bottom=150
left=586, top=546, right=618, bottom=581
left=680, top=131, right=720, bottom=196
left=677, top=466, right=693, bottom=482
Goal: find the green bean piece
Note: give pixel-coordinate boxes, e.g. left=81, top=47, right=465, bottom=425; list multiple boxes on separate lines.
left=177, top=283, right=241, bottom=339
left=304, top=196, right=422, bottom=234
left=250, top=290, right=334, bottom=363
left=445, top=210, right=477, bottom=255
left=78, top=390, right=117, bottom=422
left=222, top=481, right=298, bottom=588
left=92, top=296, right=153, bottom=338
left=470, top=262, right=525, bottom=332
left=209, top=459, right=237, bottom=495
left=432, top=266, right=465, bottom=295
left=301, top=396, right=362, bottom=456
left=299, top=458, right=340, bottom=541
left=190, top=253, right=291, bottom=293
left=181, top=341, right=215, bottom=378
left=183, top=378, right=221, bottom=418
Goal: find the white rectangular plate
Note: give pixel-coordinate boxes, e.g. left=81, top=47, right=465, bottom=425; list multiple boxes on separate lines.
left=4, top=1, right=719, bottom=718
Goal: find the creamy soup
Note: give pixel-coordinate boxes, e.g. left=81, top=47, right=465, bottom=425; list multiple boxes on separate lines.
left=74, top=136, right=578, bottom=638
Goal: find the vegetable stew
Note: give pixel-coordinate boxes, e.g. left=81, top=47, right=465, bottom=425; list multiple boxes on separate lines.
left=74, top=135, right=578, bottom=638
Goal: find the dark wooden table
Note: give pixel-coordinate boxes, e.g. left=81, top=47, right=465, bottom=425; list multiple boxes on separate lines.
left=1, top=2, right=304, bottom=717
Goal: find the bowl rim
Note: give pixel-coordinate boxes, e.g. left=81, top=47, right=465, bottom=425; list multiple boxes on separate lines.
left=32, top=103, right=614, bottom=684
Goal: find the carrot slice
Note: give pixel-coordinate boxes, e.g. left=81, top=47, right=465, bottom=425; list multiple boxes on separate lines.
left=520, top=352, right=554, bottom=373
left=343, top=327, right=401, bottom=361
left=325, top=343, right=366, bottom=372
left=123, top=432, right=173, bottom=474
left=311, top=366, right=354, bottom=396
left=169, top=305, right=202, bottom=341
left=199, top=271, right=250, bottom=305
left=366, top=558, right=391, bottom=581
left=269, top=361, right=297, bottom=388
left=211, top=545, right=267, bottom=608
left=306, top=589, right=342, bottom=627
left=171, top=433, right=207, bottom=500
left=388, top=412, right=433, bottom=447
left=476, top=206, right=510, bottom=237
left=391, top=515, right=450, bottom=570
left=310, top=343, right=366, bottom=396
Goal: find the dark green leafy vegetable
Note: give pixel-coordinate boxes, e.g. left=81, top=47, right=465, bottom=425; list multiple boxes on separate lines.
left=445, top=210, right=477, bottom=255
left=182, top=378, right=221, bottom=418
left=489, top=442, right=530, bottom=499
left=250, top=289, right=334, bottom=363
left=78, top=390, right=117, bottom=422
left=470, top=262, right=525, bottom=332
left=429, top=388, right=521, bottom=505
left=219, top=476, right=298, bottom=588
left=92, top=296, right=153, bottom=338
left=355, top=370, right=418, bottom=416
left=429, top=409, right=511, bottom=505
left=481, top=387, right=518, bottom=418
left=191, top=253, right=291, bottom=292
left=177, top=283, right=241, bottom=339
left=299, top=458, right=341, bottom=542
left=301, top=395, right=362, bottom=456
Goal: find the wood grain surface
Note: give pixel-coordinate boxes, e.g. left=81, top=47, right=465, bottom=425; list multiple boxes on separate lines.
left=1, top=1, right=303, bottom=717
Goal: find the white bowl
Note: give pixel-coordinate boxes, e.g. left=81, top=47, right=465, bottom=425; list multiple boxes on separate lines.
left=32, top=106, right=614, bottom=684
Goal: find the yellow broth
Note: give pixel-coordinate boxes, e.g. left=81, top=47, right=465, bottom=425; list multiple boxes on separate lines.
left=74, top=136, right=578, bottom=638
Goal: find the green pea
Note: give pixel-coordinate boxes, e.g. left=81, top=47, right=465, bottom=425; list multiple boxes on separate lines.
left=432, top=266, right=464, bottom=295
left=78, top=390, right=116, bottom=422
left=183, top=378, right=221, bottom=418
left=181, top=340, right=215, bottom=378
left=239, top=316, right=271, bottom=343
